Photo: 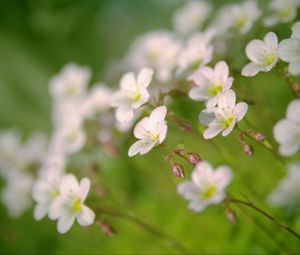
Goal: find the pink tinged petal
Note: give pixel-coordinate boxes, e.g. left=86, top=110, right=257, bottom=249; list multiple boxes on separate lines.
left=79, top=178, right=91, bottom=202
left=177, top=182, right=199, bottom=200
left=245, top=40, right=268, bottom=63
left=34, top=204, right=48, bottom=221
left=213, top=166, right=233, bottom=189
left=133, top=117, right=150, bottom=140
left=292, top=22, right=300, bottom=40
left=60, top=174, right=80, bottom=197
left=57, top=213, right=76, bottom=234
left=214, top=61, right=229, bottom=82
left=278, top=39, right=300, bottom=62
left=203, top=126, right=223, bottom=139
left=199, top=110, right=215, bottom=126
left=77, top=206, right=95, bottom=226
left=218, top=89, right=236, bottom=110
left=158, top=124, right=168, bottom=144
left=120, top=72, right=136, bottom=91
left=49, top=197, right=64, bottom=220
left=189, top=87, right=210, bottom=101
left=288, top=60, right=300, bottom=76
left=264, top=32, right=278, bottom=49
left=137, top=68, right=154, bottom=88
left=116, top=105, right=134, bottom=123
left=287, top=99, right=300, bottom=123
left=150, top=105, right=167, bottom=125
left=222, top=119, right=237, bottom=136
left=128, top=140, right=146, bottom=157
left=242, top=63, right=261, bottom=77
left=234, top=102, right=248, bottom=121
left=223, top=77, right=234, bottom=90
left=279, top=142, right=299, bottom=156
left=192, top=161, right=214, bottom=187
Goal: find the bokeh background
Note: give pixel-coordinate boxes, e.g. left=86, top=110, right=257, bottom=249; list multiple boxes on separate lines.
left=0, top=0, right=299, bottom=253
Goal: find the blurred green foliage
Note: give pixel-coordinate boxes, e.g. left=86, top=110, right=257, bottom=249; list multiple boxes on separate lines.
left=0, top=0, right=300, bottom=254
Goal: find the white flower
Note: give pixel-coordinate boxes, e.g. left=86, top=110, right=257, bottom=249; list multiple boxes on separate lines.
left=49, top=63, right=90, bottom=103
left=242, top=32, right=278, bottom=77
left=125, top=31, right=181, bottom=82
left=1, top=170, right=33, bottom=218
left=213, top=1, right=261, bottom=35
left=128, top=105, right=168, bottom=157
left=199, top=90, right=248, bottom=139
left=49, top=174, right=95, bottom=234
left=178, top=161, right=232, bottom=212
left=82, top=84, right=113, bottom=119
left=278, top=22, right=300, bottom=76
left=111, top=68, right=154, bottom=123
left=173, top=0, right=211, bottom=35
left=273, top=99, right=300, bottom=156
left=189, top=61, right=233, bottom=108
left=264, top=0, right=300, bottom=27
left=268, top=162, right=300, bottom=209
left=178, top=33, right=213, bottom=73
left=32, top=166, right=63, bottom=221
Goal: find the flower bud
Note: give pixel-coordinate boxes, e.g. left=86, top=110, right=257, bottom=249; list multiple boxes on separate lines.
left=254, top=132, right=266, bottom=142
left=97, top=220, right=116, bottom=236
left=226, top=208, right=237, bottom=224
left=172, top=163, right=185, bottom=178
left=243, top=143, right=254, bottom=157
left=187, top=152, right=201, bottom=165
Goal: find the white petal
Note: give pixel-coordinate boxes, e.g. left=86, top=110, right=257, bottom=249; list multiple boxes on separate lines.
left=273, top=119, right=299, bottom=143
left=192, top=161, right=214, bottom=187
left=242, top=63, right=261, bottom=77
left=79, top=178, right=91, bottom=202
left=189, top=87, right=210, bottom=101
left=120, top=72, right=136, bottom=91
left=77, top=206, right=95, bottom=226
left=214, top=61, right=229, bottom=82
left=60, top=174, right=79, bottom=197
left=278, top=39, right=300, bottom=62
left=137, top=68, right=153, bottom=88
left=128, top=140, right=145, bottom=157
left=218, top=90, right=236, bottom=110
left=140, top=141, right=157, bottom=155
left=116, top=106, right=134, bottom=123
left=288, top=60, right=300, bottom=76
left=150, top=105, right=167, bottom=125
left=221, top=119, right=237, bottom=136
left=133, top=117, right=150, bottom=140
left=34, top=204, right=48, bottom=221
left=203, top=126, right=223, bottom=139
left=199, top=110, right=215, bottom=126
left=158, top=124, right=168, bottom=144
left=292, top=21, right=300, bottom=40
left=234, top=102, right=248, bottom=121
left=177, top=182, right=199, bottom=200
left=279, top=142, right=299, bottom=156
left=188, top=200, right=206, bottom=212
left=48, top=197, right=64, bottom=220
left=264, top=32, right=278, bottom=49
left=245, top=40, right=267, bottom=63
left=287, top=99, right=300, bottom=123
left=57, top=213, right=76, bottom=234
left=213, top=166, right=233, bottom=189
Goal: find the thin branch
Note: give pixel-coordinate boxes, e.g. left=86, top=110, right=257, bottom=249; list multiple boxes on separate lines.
left=95, top=207, right=190, bottom=254
left=225, top=197, right=300, bottom=240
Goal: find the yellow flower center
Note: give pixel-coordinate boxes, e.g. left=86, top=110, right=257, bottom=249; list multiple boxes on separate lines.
left=223, top=116, right=235, bottom=129
left=73, top=198, right=82, bottom=213
left=202, top=185, right=217, bottom=199
left=236, top=16, right=248, bottom=29
left=210, top=84, right=223, bottom=96
left=263, top=53, right=277, bottom=66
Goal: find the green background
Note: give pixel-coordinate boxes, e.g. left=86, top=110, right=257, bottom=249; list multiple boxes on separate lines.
left=0, top=0, right=299, bottom=253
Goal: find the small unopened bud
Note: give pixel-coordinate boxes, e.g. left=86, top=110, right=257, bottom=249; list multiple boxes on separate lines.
left=226, top=208, right=237, bottom=224
left=243, top=143, right=254, bottom=157
left=172, top=163, right=185, bottom=178
left=187, top=152, right=201, bottom=165
left=97, top=220, right=116, bottom=236
left=254, top=132, right=266, bottom=142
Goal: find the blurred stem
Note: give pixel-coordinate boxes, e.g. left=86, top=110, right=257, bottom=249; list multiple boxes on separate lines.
left=225, top=197, right=300, bottom=240
left=276, top=66, right=300, bottom=98
left=95, top=207, right=190, bottom=254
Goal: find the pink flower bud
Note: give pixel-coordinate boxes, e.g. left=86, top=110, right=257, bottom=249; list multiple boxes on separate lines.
left=172, top=163, right=185, bottom=178
left=226, top=208, right=237, bottom=224
left=243, top=144, right=254, bottom=157
left=254, top=132, right=266, bottom=142
left=187, top=152, right=201, bottom=165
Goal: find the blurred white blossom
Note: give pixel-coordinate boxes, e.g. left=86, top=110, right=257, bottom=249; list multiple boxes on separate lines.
left=200, top=90, right=248, bottom=139
left=128, top=105, right=168, bottom=157
left=264, top=0, right=300, bottom=27
left=278, top=22, right=300, bottom=76
left=242, top=32, right=278, bottom=77
left=273, top=99, right=300, bottom=156
left=49, top=174, right=95, bottom=234
left=178, top=161, right=232, bottom=212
